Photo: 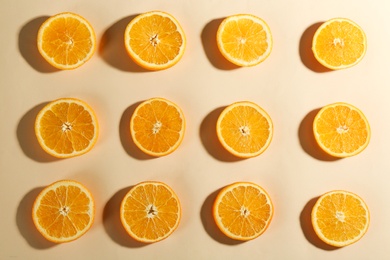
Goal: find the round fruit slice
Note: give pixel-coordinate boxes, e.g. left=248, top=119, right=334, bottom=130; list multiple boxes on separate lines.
left=213, top=182, right=274, bottom=241
left=130, top=97, right=185, bottom=156
left=217, top=14, right=273, bottom=67
left=37, top=12, right=96, bottom=70
left=124, top=11, right=186, bottom=70
left=216, top=101, right=273, bottom=158
left=312, top=18, right=367, bottom=70
left=120, top=181, right=181, bottom=243
left=311, top=190, right=370, bottom=247
left=32, top=180, right=95, bottom=243
left=313, top=102, right=370, bottom=157
left=35, top=98, right=99, bottom=158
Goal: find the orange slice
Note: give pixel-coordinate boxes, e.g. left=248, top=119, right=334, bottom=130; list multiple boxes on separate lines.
left=130, top=97, right=185, bottom=156
left=313, top=102, right=370, bottom=157
left=37, top=12, right=96, bottom=70
left=312, top=18, right=367, bottom=70
left=216, top=101, right=273, bottom=158
left=35, top=98, right=99, bottom=158
left=311, top=190, right=370, bottom=247
left=216, top=14, right=273, bottom=67
left=120, top=181, right=181, bottom=243
left=213, top=182, right=274, bottom=241
left=124, top=11, right=186, bottom=70
left=32, top=180, right=95, bottom=243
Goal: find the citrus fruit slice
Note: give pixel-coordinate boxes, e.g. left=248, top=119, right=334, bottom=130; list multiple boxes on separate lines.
left=313, top=102, right=370, bottom=157
left=32, top=180, right=95, bottom=243
left=37, top=12, right=96, bottom=70
left=216, top=101, right=273, bottom=158
left=312, top=18, right=367, bottom=70
left=216, top=14, right=272, bottom=67
left=124, top=11, right=186, bottom=70
left=213, top=182, right=274, bottom=241
left=120, top=181, right=181, bottom=243
left=130, top=97, right=185, bottom=156
left=35, top=98, right=99, bottom=158
left=311, top=190, right=370, bottom=247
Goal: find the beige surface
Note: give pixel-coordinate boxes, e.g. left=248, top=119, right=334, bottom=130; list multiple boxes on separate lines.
left=1, top=0, right=390, bottom=259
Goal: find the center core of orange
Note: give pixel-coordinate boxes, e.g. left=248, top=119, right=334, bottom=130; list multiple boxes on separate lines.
left=336, top=125, right=349, bottom=134
left=152, top=121, right=162, bottom=134
left=62, top=122, right=73, bottom=132
left=59, top=206, right=70, bottom=216
left=240, top=206, right=250, bottom=217
left=239, top=126, right=250, bottom=136
left=150, top=34, right=160, bottom=46
left=147, top=205, right=158, bottom=218
left=336, top=211, right=345, bottom=222
left=333, top=38, right=344, bottom=47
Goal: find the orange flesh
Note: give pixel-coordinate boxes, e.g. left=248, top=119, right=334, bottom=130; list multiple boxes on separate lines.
left=128, top=15, right=183, bottom=65
left=38, top=102, right=96, bottom=155
left=312, top=191, right=369, bottom=246
left=314, top=104, right=369, bottom=156
left=219, top=105, right=271, bottom=155
left=39, top=14, right=95, bottom=67
left=220, top=18, right=269, bottom=63
left=132, top=99, right=184, bottom=155
left=313, top=19, right=366, bottom=69
left=34, top=183, right=94, bottom=241
left=217, top=185, right=272, bottom=238
left=121, top=183, right=180, bottom=242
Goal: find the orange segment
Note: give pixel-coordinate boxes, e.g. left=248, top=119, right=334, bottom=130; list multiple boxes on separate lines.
left=213, top=182, right=273, bottom=241
left=124, top=11, right=186, bottom=70
left=35, top=98, right=99, bottom=158
left=311, top=190, right=370, bottom=247
left=37, top=12, right=96, bottom=70
left=120, top=181, right=181, bottom=243
left=312, top=18, right=367, bottom=70
left=216, top=101, right=273, bottom=158
left=130, top=97, right=185, bottom=156
left=32, top=180, right=95, bottom=243
left=217, top=14, right=272, bottom=67
left=313, top=102, right=370, bottom=157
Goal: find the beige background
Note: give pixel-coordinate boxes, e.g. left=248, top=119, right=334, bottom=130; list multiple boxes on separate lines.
left=1, top=0, right=390, bottom=259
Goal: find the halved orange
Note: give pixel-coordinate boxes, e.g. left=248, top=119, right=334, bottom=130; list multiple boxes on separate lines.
left=37, top=12, right=96, bottom=70
left=311, top=190, right=370, bottom=247
left=216, top=101, right=273, bottom=158
left=130, top=97, right=185, bottom=156
left=120, top=181, right=181, bottom=243
left=217, top=14, right=273, bottom=67
left=124, top=11, right=186, bottom=70
left=313, top=102, right=370, bottom=157
left=35, top=98, right=99, bottom=158
left=312, top=18, right=367, bottom=70
left=213, top=182, right=274, bottom=241
left=32, top=180, right=95, bottom=243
